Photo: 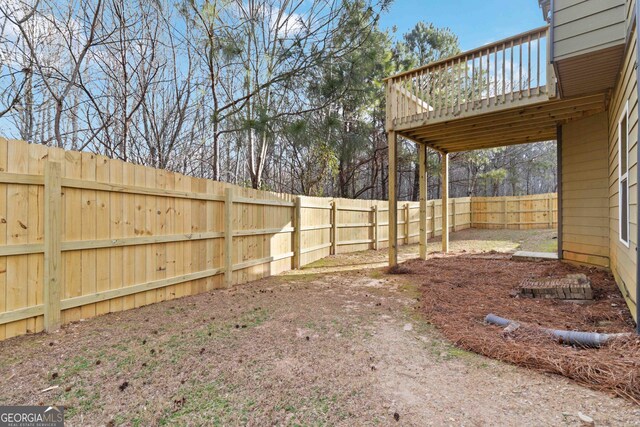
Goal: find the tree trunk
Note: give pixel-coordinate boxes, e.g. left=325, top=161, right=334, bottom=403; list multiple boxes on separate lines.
left=412, top=160, right=419, bottom=201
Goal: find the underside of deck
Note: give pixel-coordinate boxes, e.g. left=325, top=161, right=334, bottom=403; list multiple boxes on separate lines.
left=397, top=92, right=606, bottom=152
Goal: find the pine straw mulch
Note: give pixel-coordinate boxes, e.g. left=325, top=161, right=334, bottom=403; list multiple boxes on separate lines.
left=403, top=253, right=640, bottom=404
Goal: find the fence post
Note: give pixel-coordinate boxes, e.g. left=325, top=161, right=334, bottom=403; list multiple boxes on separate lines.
left=432, top=202, right=436, bottom=237
left=503, top=197, right=508, bottom=229
left=547, top=193, right=553, bottom=228
left=470, top=198, right=474, bottom=228
left=518, top=198, right=522, bottom=230
left=452, top=199, right=456, bottom=232
left=373, top=205, right=379, bottom=250
left=294, top=196, right=302, bottom=269
left=44, top=161, right=62, bottom=332
left=331, top=200, right=337, bottom=255
left=404, top=203, right=410, bottom=245
left=224, top=187, right=234, bottom=287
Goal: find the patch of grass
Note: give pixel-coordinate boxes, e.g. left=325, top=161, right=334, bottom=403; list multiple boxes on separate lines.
left=446, top=347, right=474, bottom=359
left=332, top=320, right=359, bottom=338
left=238, top=307, right=269, bottom=328
left=426, top=337, right=482, bottom=364
left=58, top=356, right=92, bottom=381
left=63, top=386, right=101, bottom=418
left=134, top=359, right=160, bottom=379
left=397, top=282, right=421, bottom=299
left=109, top=414, right=127, bottom=426
left=116, top=354, right=138, bottom=369
left=522, top=236, right=558, bottom=253
left=304, top=321, right=317, bottom=330
left=158, top=379, right=234, bottom=426
left=368, top=270, right=384, bottom=279
left=0, top=354, right=20, bottom=367
left=275, top=273, right=320, bottom=283
left=303, top=257, right=343, bottom=269
left=192, top=308, right=270, bottom=345
left=112, top=343, right=129, bottom=352
left=165, top=334, right=183, bottom=349
left=282, top=393, right=342, bottom=426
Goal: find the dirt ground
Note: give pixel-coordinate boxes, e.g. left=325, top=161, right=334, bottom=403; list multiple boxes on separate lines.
left=1, top=229, right=639, bottom=426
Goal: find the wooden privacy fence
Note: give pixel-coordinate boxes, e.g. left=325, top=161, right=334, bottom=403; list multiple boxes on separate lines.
left=0, top=138, right=557, bottom=341
left=471, top=194, right=558, bottom=229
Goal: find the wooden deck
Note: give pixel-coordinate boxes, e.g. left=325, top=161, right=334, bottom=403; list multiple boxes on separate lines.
left=385, top=25, right=608, bottom=152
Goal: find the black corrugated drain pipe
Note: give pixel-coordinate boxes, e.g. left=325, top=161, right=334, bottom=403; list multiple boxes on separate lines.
left=485, top=314, right=631, bottom=348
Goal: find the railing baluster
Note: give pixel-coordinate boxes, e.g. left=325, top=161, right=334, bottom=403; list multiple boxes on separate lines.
left=510, top=40, right=514, bottom=101
left=402, top=75, right=407, bottom=123
left=394, top=78, right=398, bottom=124
left=415, top=72, right=420, bottom=117
left=398, top=76, right=403, bottom=124
left=425, top=71, right=429, bottom=118
left=519, top=38, right=523, bottom=97
left=450, top=60, right=455, bottom=113
left=494, top=45, right=498, bottom=105
left=443, top=63, right=447, bottom=116
left=527, top=34, right=532, bottom=96
left=454, top=58, right=462, bottom=113
left=444, top=63, right=449, bottom=114
left=464, top=57, right=469, bottom=111
left=477, top=52, right=481, bottom=109
left=410, top=72, right=416, bottom=119
left=502, top=43, right=506, bottom=103
left=408, top=74, right=411, bottom=120
left=397, top=77, right=402, bottom=124
left=430, top=68, right=434, bottom=118
left=438, top=65, right=445, bottom=117
left=536, top=32, right=541, bottom=91
left=473, top=53, right=477, bottom=109
left=486, top=49, right=490, bottom=106
left=419, top=72, right=425, bottom=119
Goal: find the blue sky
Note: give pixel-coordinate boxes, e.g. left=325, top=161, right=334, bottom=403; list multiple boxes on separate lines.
left=379, top=0, right=547, bottom=51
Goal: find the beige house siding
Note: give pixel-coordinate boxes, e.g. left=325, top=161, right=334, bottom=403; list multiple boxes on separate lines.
left=562, top=111, right=610, bottom=267
left=608, top=19, right=638, bottom=320
left=553, top=0, right=626, bottom=61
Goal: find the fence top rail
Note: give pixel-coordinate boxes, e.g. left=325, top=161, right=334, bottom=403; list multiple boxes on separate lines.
left=233, top=196, right=294, bottom=207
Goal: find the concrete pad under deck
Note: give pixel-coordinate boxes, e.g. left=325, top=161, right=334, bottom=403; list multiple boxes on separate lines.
left=512, top=251, right=559, bottom=262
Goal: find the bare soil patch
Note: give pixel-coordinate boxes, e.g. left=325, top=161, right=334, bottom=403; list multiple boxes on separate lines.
left=0, top=230, right=638, bottom=425
left=407, top=253, right=640, bottom=403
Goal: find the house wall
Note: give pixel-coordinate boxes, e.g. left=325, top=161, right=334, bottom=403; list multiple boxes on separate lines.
left=553, top=0, right=626, bottom=61
left=608, top=6, right=638, bottom=320
left=561, top=112, right=611, bottom=267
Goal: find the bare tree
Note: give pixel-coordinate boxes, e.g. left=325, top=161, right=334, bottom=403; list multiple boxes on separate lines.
left=4, top=0, right=105, bottom=147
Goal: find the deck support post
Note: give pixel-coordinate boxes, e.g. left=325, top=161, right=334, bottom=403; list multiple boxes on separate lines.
left=441, top=152, right=449, bottom=253
left=419, top=143, right=428, bottom=259
left=388, top=131, right=398, bottom=267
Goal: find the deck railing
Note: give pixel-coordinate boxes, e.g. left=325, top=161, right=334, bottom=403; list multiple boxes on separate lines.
left=386, top=26, right=555, bottom=128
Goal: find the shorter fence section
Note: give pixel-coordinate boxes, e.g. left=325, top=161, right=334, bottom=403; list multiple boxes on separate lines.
left=471, top=193, right=558, bottom=230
